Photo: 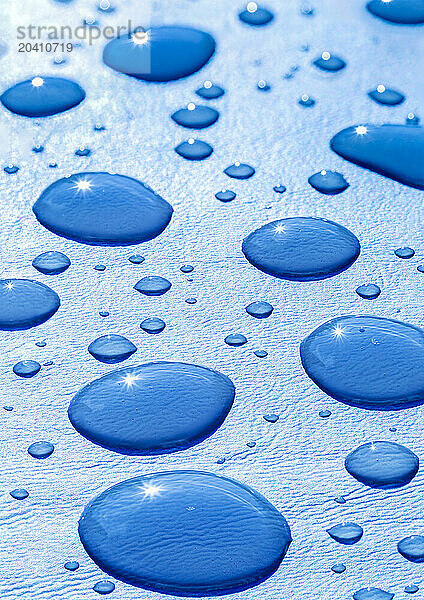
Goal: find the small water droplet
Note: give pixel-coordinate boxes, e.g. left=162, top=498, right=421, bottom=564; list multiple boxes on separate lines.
left=13, top=360, right=41, bottom=378
left=140, top=317, right=166, bottom=334
left=216, top=190, right=236, bottom=202
left=308, top=170, right=349, bottom=194
left=32, top=251, right=70, bottom=275
left=355, top=283, right=381, bottom=300
left=175, top=139, right=213, bottom=160
left=224, top=163, right=255, bottom=179
left=225, top=333, right=248, bottom=346
left=395, top=246, right=415, bottom=258
left=28, top=441, right=54, bottom=459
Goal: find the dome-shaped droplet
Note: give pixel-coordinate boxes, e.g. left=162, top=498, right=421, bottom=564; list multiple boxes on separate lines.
left=224, top=163, right=255, bottom=179
left=13, top=360, right=41, bottom=378
left=1, top=76, right=85, bottom=117
left=103, top=27, right=215, bottom=82
left=313, top=52, right=346, bottom=72
left=245, top=301, right=274, bottom=318
left=330, top=124, right=424, bottom=190
left=33, top=172, right=173, bottom=246
left=28, top=441, right=54, bottom=459
left=355, top=283, right=381, bottom=299
left=64, top=561, right=79, bottom=571
left=395, top=246, right=415, bottom=258
left=134, top=276, right=171, bottom=296
left=171, top=105, right=219, bottom=129
left=195, top=82, right=225, bottom=100
left=327, top=523, right=364, bottom=545
left=405, top=585, right=419, bottom=594
left=0, top=279, right=60, bottom=330
left=215, top=190, right=236, bottom=202
left=353, top=588, right=394, bottom=600
left=140, top=317, right=166, bottom=334
left=93, top=581, right=115, bottom=594
left=367, top=0, right=424, bottom=24
left=298, top=95, right=315, bottom=107
left=308, top=170, right=349, bottom=194
left=10, top=488, right=29, bottom=500
left=175, top=139, right=213, bottom=160
left=345, top=441, right=419, bottom=489
left=398, top=535, right=424, bottom=562
left=239, top=3, right=274, bottom=26
left=78, top=471, right=291, bottom=596
left=32, top=251, right=71, bottom=275
left=225, top=333, right=248, bottom=346
left=368, top=86, right=405, bottom=106
left=242, top=217, right=360, bottom=281
left=273, top=184, right=286, bottom=193
left=129, top=254, right=145, bottom=264
left=331, top=564, right=346, bottom=573
left=88, top=335, right=137, bottom=364
left=301, top=315, right=424, bottom=410
left=68, top=362, right=235, bottom=455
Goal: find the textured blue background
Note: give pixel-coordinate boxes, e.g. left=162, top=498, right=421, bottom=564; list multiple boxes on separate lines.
left=1, top=1, right=424, bottom=598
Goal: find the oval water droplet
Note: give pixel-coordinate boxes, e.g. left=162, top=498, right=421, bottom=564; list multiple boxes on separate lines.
left=405, top=585, right=419, bottom=594
left=78, top=470, right=291, bottom=596
left=242, top=217, right=360, bottom=281
left=88, top=335, right=137, bottom=364
left=331, top=564, right=346, bottom=573
left=103, top=27, right=215, bottom=82
left=355, top=283, right=381, bottom=299
left=225, top=333, right=248, bottom=346
left=224, top=163, right=255, bottom=179
left=172, top=105, right=219, bottom=129
left=0, top=279, right=60, bottom=330
left=129, top=254, right=145, bottom=264
left=69, top=362, right=235, bottom=455
left=368, top=85, right=405, bottom=106
left=13, top=360, right=41, bottom=378
left=140, top=318, right=166, bottom=334
left=32, top=251, right=71, bottom=275
left=327, top=523, right=364, bottom=545
left=298, top=94, right=315, bottom=107
left=33, top=172, right=173, bottom=245
left=239, top=3, right=274, bottom=26
left=64, top=561, right=79, bottom=571
left=313, top=52, right=346, bottom=72
left=353, top=589, right=394, bottom=600
left=398, top=535, right=424, bottom=562
left=195, top=82, right=225, bottom=99
left=330, top=124, right=424, bottom=190
left=273, top=184, right=286, bottom=193
left=308, top=170, right=349, bottom=195
left=215, top=190, right=236, bottom=202
left=93, top=581, right=115, bottom=595
left=175, top=139, right=213, bottom=160
left=367, top=0, right=424, bottom=24
left=1, top=76, right=85, bottom=117
left=28, top=441, right=54, bottom=459
left=134, top=276, right=171, bottom=296
left=395, top=246, right=415, bottom=258
left=245, top=301, right=274, bottom=318
left=10, top=488, right=29, bottom=500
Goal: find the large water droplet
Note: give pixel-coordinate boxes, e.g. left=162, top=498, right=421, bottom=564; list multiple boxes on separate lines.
left=33, top=172, right=173, bottom=245
left=0, top=279, right=60, bottom=330
left=28, top=441, right=54, bottom=459
left=1, top=76, right=85, bottom=117
left=78, top=471, right=291, bottom=595
left=398, top=535, right=424, bottom=562
left=10, top=488, right=29, bottom=500
left=140, top=317, right=166, bottom=334
left=242, top=217, right=360, bottom=281
left=367, top=0, right=424, bottom=24
left=301, top=315, right=424, bottom=410
left=171, top=105, right=219, bottom=129
left=103, top=27, right=215, bottom=82
left=13, top=360, right=41, bottom=378
left=353, top=588, right=394, bottom=600
left=330, top=124, right=424, bottom=190
left=368, top=85, right=405, bottom=106
left=345, top=441, right=419, bottom=489
left=327, top=523, right=364, bottom=545
left=32, top=251, right=71, bottom=275
left=68, top=362, right=235, bottom=455
left=88, top=335, right=137, bottom=364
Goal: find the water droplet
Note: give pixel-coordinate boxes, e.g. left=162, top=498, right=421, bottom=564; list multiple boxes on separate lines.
left=242, top=217, right=360, bottom=281
left=301, top=315, right=424, bottom=410
left=327, top=523, right=363, bottom=545
left=353, top=588, right=394, bottom=600
left=0, top=279, right=60, bottom=330
left=331, top=564, right=346, bottom=573
left=273, top=184, right=286, bottom=193
left=99, top=311, right=110, bottom=317
left=4, top=165, right=19, bottom=174
left=319, top=409, right=331, bottom=418
left=93, top=581, right=115, bottom=594
left=28, top=441, right=54, bottom=459
left=406, top=113, right=420, bottom=125
left=405, top=585, right=419, bottom=594
left=69, top=363, right=235, bottom=455
left=185, top=297, right=197, bottom=304
left=94, top=123, right=106, bottom=131
left=301, top=5, right=315, bottom=16
left=172, top=105, right=219, bottom=129
left=245, top=301, right=274, bottom=318
left=368, top=85, right=405, bottom=106
left=356, top=283, right=381, bottom=299
left=129, top=254, right=145, bottom=264
left=134, top=276, right=171, bottom=296
left=308, top=170, right=349, bottom=195
left=4, top=406, right=13, bottom=411
left=75, top=147, right=91, bottom=157
left=180, top=265, right=194, bottom=273
left=257, top=80, right=271, bottom=91
left=78, top=471, right=291, bottom=595
left=298, top=94, right=315, bottom=107
left=103, top=27, right=215, bottom=82
left=10, top=488, right=29, bottom=500
left=398, top=535, right=424, bottom=562
left=196, top=82, right=225, bottom=99
left=345, top=441, right=418, bottom=489
left=94, top=264, right=106, bottom=272
left=313, top=53, right=346, bottom=72
left=395, top=246, right=415, bottom=258
left=224, top=163, right=255, bottom=179
left=140, top=318, right=166, bottom=334
left=32, top=144, right=44, bottom=153
left=215, top=190, right=236, bottom=202
left=367, top=0, right=424, bottom=24
left=32, top=251, right=71, bottom=275
left=33, top=172, right=173, bottom=245
left=64, top=561, right=79, bottom=571
left=225, top=333, right=248, bottom=346
left=330, top=124, right=424, bottom=190
left=175, top=139, right=213, bottom=160
left=254, top=349, right=268, bottom=358
left=239, top=3, right=274, bottom=26
left=334, top=496, right=346, bottom=504
left=247, top=441, right=256, bottom=447
left=13, top=360, right=41, bottom=378
left=88, top=335, right=137, bottom=364
left=1, top=77, right=85, bottom=117
left=263, top=413, right=279, bottom=423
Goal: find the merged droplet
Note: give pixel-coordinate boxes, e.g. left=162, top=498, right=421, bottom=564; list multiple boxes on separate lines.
left=134, top=276, right=171, bottom=296
left=327, top=523, right=364, bottom=545
left=88, top=335, right=137, bottom=364
left=13, top=360, right=41, bottom=378
left=78, top=471, right=291, bottom=596
left=1, top=76, right=85, bottom=117
left=103, top=27, right=215, bottom=82
left=68, top=362, right=235, bottom=455
left=330, top=124, right=424, bottom=190
left=242, top=217, right=360, bottom=281
left=239, top=3, right=274, bottom=25
left=308, top=170, right=349, bottom=194
left=368, top=85, right=405, bottom=106
left=313, top=52, right=346, bottom=72
left=175, top=139, right=213, bottom=160
left=301, top=315, right=424, bottom=410
left=224, top=163, right=255, bottom=179
left=28, top=441, right=54, bottom=459
left=353, top=588, right=394, bottom=600
left=33, top=172, right=173, bottom=245
left=245, top=301, right=274, bottom=318
left=367, top=0, right=424, bottom=24
left=0, top=279, right=60, bottom=330
left=32, top=251, right=71, bottom=275
left=196, top=82, right=225, bottom=99
left=345, top=441, right=419, bottom=489
left=398, top=535, right=424, bottom=562
left=171, top=105, right=219, bottom=129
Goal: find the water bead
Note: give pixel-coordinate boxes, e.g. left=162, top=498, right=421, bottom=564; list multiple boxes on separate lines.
left=195, top=82, right=225, bottom=100
left=308, top=170, right=349, bottom=195
left=94, top=264, right=106, bottom=272
left=64, top=561, right=79, bottom=571
left=257, top=80, right=271, bottom=91
left=254, top=349, right=268, bottom=358
left=245, top=301, right=274, bottom=318
left=103, top=27, right=215, bottom=82
left=406, top=113, right=420, bottom=125
left=353, top=589, right=394, bottom=600
left=99, top=311, right=110, bottom=317
left=93, top=581, right=115, bottom=594
left=298, top=95, right=315, bottom=107
left=330, top=124, right=424, bottom=190
left=331, top=564, right=346, bottom=573
left=185, top=298, right=197, bottom=304
left=68, top=362, right=235, bottom=455
left=224, top=163, right=255, bottom=179
left=355, top=283, right=381, bottom=299
left=88, top=335, right=137, bottom=364
left=32, top=251, right=71, bottom=275
left=327, top=523, right=363, bottom=545
left=405, top=585, right=419, bottom=594
left=345, top=441, right=419, bottom=489
left=319, top=409, right=332, bottom=418
left=273, top=185, right=286, bottom=193
left=239, top=4, right=274, bottom=26
left=10, top=489, right=29, bottom=500
left=367, top=0, right=424, bottom=24
left=397, top=535, right=424, bottom=562
left=32, top=145, right=44, bottom=153
left=13, top=360, right=41, bottom=378
left=175, top=139, right=213, bottom=160
left=129, top=254, right=145, bottom=264
left=263, top=414, right=279, bottom=423
left=28, top=441, right=54, bottom=459
left=216, top=190, right=236, bottom=202
left=4, top=165, right=19, bottom=174
left=313, top=53, right=346, bottom=72
left=0, top=279, right=60, bottom=330
left=33, top=172, right=173, bottom=245
left=75, top=148, right=91, bottom=157
left=78, top=471, right=291, bottom=596
left=368, top=86, right=405, bottom=106
left=242, top=217, right=360, bottom=281
left=140, top=318, right=166, bottom=334
left=134, top=276, right=171, bottom=296
left=171, top=105, right=219, bottom=129
left=395, top=247, right=414, bottom=258
left=180, top=265, right=194, bottom=273
left=225, top=333, right=248, bottom=346
left=301, top=315, right=424, bottom=410
left=1, top=77, right=85, bottom=117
